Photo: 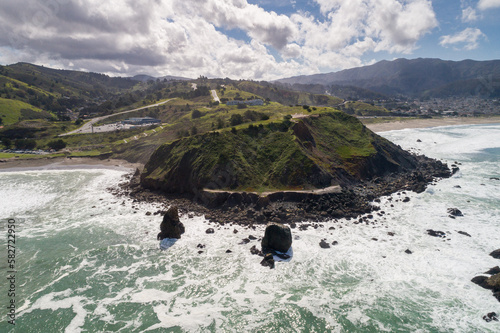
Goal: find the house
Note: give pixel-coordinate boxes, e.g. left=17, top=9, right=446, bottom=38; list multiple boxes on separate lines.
left=226, top=99, right=264, bottom=106
left=121, top=117, right=161, bottom=125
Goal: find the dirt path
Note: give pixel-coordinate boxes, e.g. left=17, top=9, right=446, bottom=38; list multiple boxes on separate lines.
left=211, top=90, right=220, bottom=103
left=203, top=185, right=342, bottom=197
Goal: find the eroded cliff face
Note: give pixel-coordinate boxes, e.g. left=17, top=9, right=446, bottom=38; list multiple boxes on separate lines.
left=140, top=112, right=447, bottom=196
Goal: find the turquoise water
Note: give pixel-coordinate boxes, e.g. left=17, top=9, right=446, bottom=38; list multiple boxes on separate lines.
left=1, top=124, right=500, bottom=332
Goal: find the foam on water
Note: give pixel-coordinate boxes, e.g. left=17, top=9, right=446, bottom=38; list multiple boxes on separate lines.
left=1, top=123, right=499, bottom=332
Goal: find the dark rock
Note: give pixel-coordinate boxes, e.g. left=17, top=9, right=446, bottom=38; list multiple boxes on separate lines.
left=490, top=177, right=500, bottom=181
left=248, top=235, right=257, bottom=240
left=225, top=249, right=232, bottom=253
left=261, top=222, right=292, bottom=253
left=319, top=240, right=331, bottom=248
left=205, top=228, right=215, bottom=234
left=146, top=211, right=152, bottom=216
left=485, top=266, right=500, bottom=275
left=427, top=229, right=446, bottom=238
left=198, top=250, right=203, bottom=254
left=487, top=273, right=500, bottom=292
left=451, top=167, right=460, bottom=175
left=239, top=238, right=250, bottom=244
left=371, top=238, right=378, bottom=241
left=387, top=232, right=395, bottom=236
left=453, top=185, right=461, bottom=188
left=332, top=241, right=338, bottom=245
left=197, top=243, right=205, bottom=249
left=483, top=312, right=498, bottom=322
left=447, top=208, right=463, bottom=217
left=260, top=253, right=275, bottom=269
left=402, top=197, right=410, bottom=203
left=457, top=231, right=471, bottom=237
left=471, top=275, right=490, bottom=289
left=250, top=245, right=263, bottom=256
left=494, top=292, right=500, bottom=302
left=157, top=206, right=185, bottom=240
left=490, top=249, right=500, bottom=259
left=417, top=139, right=422, bottom=142
left=405, top=249, right=412, bottom=254
left=233, top=229, right=238, bottom=234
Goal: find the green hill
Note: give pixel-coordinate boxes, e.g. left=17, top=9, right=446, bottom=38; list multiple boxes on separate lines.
left=141, top=112, right=421, bottom=194
left=0, top=98, right=53, bottom=125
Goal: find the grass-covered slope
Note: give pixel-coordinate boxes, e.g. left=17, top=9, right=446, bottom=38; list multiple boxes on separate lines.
left=141, top=112, right=420, bottom=194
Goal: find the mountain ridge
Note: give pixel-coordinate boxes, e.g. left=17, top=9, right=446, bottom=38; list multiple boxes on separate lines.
left=276, top=58, right=500, bottom=98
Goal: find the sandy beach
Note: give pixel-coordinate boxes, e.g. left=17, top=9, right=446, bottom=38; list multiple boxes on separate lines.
left=0, top=156, right=142, bottom=172
left=365, top=116, right=500, bottom=132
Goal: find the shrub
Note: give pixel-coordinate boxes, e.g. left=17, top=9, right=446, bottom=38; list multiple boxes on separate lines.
left=14, top=139, right=37, bottom=150
left=191, top=109, right=203, bottom=119
left=230, top=114, right=243, bottom=126
left=47, top=139, right=67, bottom=150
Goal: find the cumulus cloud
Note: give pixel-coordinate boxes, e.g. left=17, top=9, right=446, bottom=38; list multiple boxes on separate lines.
left=461, top=6, right=479, bottom=22
left=0, top=0, right=440, bottom=79
left=478, top=0, right=500, bottom=10
left=439, top=28, right=486, bottom=50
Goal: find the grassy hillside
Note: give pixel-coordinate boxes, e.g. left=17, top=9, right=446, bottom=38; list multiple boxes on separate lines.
left=0, top=98, right=53, bottom=125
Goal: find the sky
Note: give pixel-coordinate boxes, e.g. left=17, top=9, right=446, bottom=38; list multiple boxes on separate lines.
left=0, top=0, right=499, bottom=80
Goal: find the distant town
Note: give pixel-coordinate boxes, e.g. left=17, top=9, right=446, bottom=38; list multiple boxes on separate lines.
left=374, top=97, right=500, bottom=117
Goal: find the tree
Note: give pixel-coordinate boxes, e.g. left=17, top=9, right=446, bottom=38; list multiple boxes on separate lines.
left=216, top=117, right=225, bottom=129
left=75, top=118, right=84, bottom=125
left=190, top=125, right=198, bottom=136
left=2, top=137, right=11, bottom=148
left=47, top=139, right=67, bottom=151
left=230, top=114, right=243, bottom=126
left=14, top=139, right=37, bottom=150
left=191, top=109, right=203, bottom=119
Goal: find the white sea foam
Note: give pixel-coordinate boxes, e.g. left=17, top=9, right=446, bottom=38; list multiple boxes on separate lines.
left=2, top=123, right=500, bottom=332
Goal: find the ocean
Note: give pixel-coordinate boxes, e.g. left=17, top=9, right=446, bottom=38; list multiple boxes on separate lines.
left=1, top=123, right=499, bottom=332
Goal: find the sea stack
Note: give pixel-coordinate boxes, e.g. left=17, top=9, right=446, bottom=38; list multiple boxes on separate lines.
left=261, top=222, right=292, bottom=253
left=157, top=206, right=185, bottom=240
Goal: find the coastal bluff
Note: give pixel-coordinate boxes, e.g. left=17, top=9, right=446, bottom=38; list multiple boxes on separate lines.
left=136, top=112, right=451, bottom=223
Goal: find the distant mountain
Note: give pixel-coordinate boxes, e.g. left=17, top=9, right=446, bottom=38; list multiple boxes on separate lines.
left=130, top=74, right=191, bottom=82
left=277, top=58, right=500, bottom=98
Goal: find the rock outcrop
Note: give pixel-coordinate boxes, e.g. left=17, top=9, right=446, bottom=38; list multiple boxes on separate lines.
left=261, top=222, right=292, bottom=253
left=157, top=206, right=185, bottom=240
left=490, top=249, right=500, bottom=259
left=447, top=208, right=463, bottom=218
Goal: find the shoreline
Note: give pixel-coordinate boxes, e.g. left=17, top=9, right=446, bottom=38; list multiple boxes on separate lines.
left=365, top=116, right=500, bottom=133
left=0, top=156, right=142, bottom=172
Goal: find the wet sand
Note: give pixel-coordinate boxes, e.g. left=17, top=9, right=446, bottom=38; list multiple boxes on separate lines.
left=365, top=116, right=500, bottom=132
left=0, top=156, right=142, bottom=172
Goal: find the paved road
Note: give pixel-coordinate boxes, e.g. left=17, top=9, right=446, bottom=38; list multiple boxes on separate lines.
left=60, top=98, right=176, bottom=136
left=211, top=90, right=220, bottom=103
